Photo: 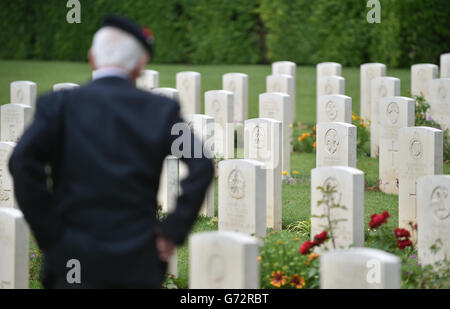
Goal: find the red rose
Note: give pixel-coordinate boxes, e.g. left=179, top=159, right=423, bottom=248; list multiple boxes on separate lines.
left=394, top=228, right=410, bottom=239
left=314, top=231, right=328, bottom=245
left=397, top=239, right=412, bottom=250
left=369, top=211, right=390, bottom=229
left=299, top=240, right=317, bottom=255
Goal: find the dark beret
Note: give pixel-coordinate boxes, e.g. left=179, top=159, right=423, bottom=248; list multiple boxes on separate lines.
left=102, top=15, right=154, bottom=57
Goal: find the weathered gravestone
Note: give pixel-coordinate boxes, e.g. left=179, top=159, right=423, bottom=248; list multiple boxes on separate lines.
left=370, top=77, right=401, bottom=158
left=218, top=159, right=266, bottom=238
left=417, top=175, right=450, bottom=267
left=1, top=104, right=33, bottom=143
left=10, top=81, right=37, bottom=109
left=244, top=118, right=282, bottom=231
left=222, top=73, right=248, bottom=124
left=189, top=231, right=259, bottom=289
left=428, top=78, right=450, bottom=131
left=379, top=97, right=415, bottom=194
left=0, top=208, right=30, bottom=289
left=411, top=64, right=438, bottom=101
left=176, top=72, right=201, bottom=115
left=53, top=83, right=80, bottom=91
left=182, top=114, right=215, bottom=217
left=136, top=69, right=159, bottom=91
left=272, top=61, right=297, bottom=124
left=320, top=248, right=401, bottom=289
left=311, top=166, right=364, bottom=250
left=205, top=90, right=234, bottom=159
left=259, top=93, right=291, bottom=176
left=360, top=63, right=386, bottom=122
left=399, top=127, right=443, bottom=235
left=441, top=53, right=450, bottom=78
left=0, top=142, right=18, bottom=208
left=317, top=94, right=352, bottom=124
left=316, top=122, right=356, bottom=168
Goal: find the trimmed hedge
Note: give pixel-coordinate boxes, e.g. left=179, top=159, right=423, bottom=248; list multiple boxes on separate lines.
left=0, top=0, right=449, bottom=67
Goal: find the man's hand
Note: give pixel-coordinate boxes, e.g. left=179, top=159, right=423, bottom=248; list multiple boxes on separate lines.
left=156, top=235, right=176, bottom=262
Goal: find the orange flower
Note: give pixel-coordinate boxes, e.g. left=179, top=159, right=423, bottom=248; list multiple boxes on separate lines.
left=290, top=274, right=306, bottom=289
left=277, top=240, right=283, bottom=245
left=308, top=253, right=320, bottom=261
left=257, top=256, right=262, bottom=262
left=270, top=271, right=287, bottom=288
left=313, top=141, right=316, bottom=148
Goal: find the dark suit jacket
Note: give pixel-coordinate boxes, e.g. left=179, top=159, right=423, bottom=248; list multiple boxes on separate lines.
left=9, top=76, right=214, bottom=288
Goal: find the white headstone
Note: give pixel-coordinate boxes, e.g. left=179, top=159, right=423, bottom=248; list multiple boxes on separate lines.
left=259, top=93, right=291, bottom=176
left=182, top=114, right=215, bottom=217
left=205, top=90, right=234, bottom=159
left=441, top=53, right=450, bottom=78
left=316, top=122, right=357, bottom=168
left=311, top=166, right=364, bottom=250
left=411, top=64, right=438, bottom=100
left=399, top=127, right=443, bottom=234
left=1, top=104, right=33, bottom=143
left=244, top=118, right=282, bottom=231
left=320, top=248, right=401, bottom=289
left=0, top=142, right=18, bottom=208
left=10, top=81, right=37, bottom=109
left=266, top=74, right=295, bottom=125
left=360, top=63, right=386, bottom=122
left=218, top=159, right=266, bottom=238
left=272, top=61, right=296, bottom=124
left=417, top=175, right=450, bottom=267
left=428, top=78, right=450, bottom=131
left=136, top=69, right=159, bottom=91
left=0, top=208, right=30, bottom=289
left=379, top=97, right=415, bottom=194
left=189, top=231, right=259, bottom=289
left=53, top=83, right=80, bottom=91
left=150, top=87, right=180, bottom=101
left=370, top=77, right=401, bottom=158
left=176, top=72, right=201, bottom=115
left=223, top=73, right=248, bottom=124
left=317, top=94, right=352, bottom=124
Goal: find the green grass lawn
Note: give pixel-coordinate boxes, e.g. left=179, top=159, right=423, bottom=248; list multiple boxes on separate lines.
left=1, top=60, right=447, bottom=288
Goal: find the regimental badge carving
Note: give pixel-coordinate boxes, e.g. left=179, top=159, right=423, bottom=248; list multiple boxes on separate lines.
left=212, top=100, right=221, bottom=113
left=228, top=81, right=236, bottom=92
left=379, top=85, right=387, bottom=98
left=325, top=100, right=338, bottom=120
left=439, top=86, right=446, bottom=101
left=16, top=89, right=24, bottom=103
left=430, top=186, right=450, bottom=220
left=252, top=124, right=266, bottom=150
left=417, top=68, right=426, bottom=83
left=324, top=82, right=333, bottom=95
left=325, top=129, right=339, bottom=155
left=207, top=254, right=226, bottom=287
left=228, top=168, right=245, bottom=199
left=322, top=177, right=341, bottom=204
left=182, top=78, right=190, bottom=91
left=386, top=102, right=400, bottom=125
left=409, top=135, right=423, bottom=159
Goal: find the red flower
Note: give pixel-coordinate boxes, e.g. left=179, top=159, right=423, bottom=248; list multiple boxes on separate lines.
left=299, top=240, right=317, bottom=255
left=314, top=231, right=328, bottom=245
left=369, top=211, right=390, bottom=229
left=394, top=228, right=410, bottom=239
left=397, top=239, right=412, bottom=250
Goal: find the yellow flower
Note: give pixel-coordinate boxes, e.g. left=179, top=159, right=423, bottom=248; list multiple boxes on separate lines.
left=290, top=274, right=306, bottom=289
left=293, top=170, right=300, bottom=175
left=352, top=115, right=357, bottom=120
left=313, top=126, right=316, bottom=131
left=360, top=122, right=367, bottom=128
left=258, top=256, right=262, bottom=262
left=294, top=237, right=299, bottom=241
left=289, top=123, right=293, bottom=129
left=270, top=271, right=287, bottom=288
left=308, top=253, right=320, bottom=261
left=282, top=171, right=288, bottom=176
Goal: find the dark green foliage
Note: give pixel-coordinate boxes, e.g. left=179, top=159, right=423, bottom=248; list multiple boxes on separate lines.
left=0, top=0, right=449, bottom=66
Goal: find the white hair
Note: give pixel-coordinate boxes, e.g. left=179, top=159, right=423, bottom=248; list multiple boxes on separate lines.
left=91, top=26, right=146, bottom=72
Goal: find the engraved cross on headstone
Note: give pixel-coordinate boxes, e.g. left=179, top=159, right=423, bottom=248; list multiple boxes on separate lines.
left=388, top=140, right=399, bottom=167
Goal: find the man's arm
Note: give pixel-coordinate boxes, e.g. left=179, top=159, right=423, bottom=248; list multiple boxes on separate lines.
left=9, top=94, right=63, bottom=251
left=158, top=103, right=215, bottom=246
